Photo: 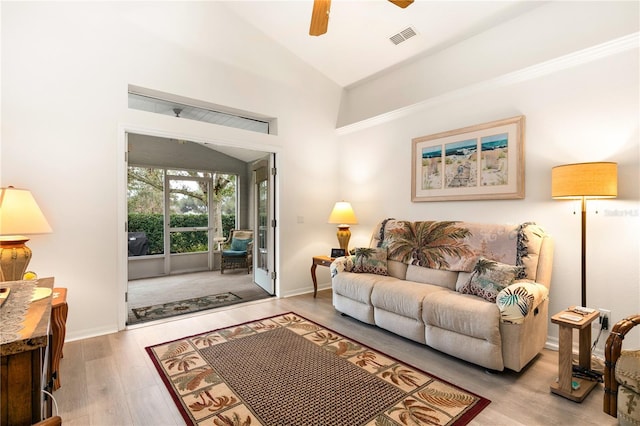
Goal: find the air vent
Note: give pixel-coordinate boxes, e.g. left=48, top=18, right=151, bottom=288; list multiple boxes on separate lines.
left=389, top=26, right=417, bottom=45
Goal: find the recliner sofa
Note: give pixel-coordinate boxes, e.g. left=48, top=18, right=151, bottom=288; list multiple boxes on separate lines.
left=331, top=219, right=554, bottom=372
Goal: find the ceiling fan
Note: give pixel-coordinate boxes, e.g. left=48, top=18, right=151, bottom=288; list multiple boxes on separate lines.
left=309, top=0, right=414, bottom=36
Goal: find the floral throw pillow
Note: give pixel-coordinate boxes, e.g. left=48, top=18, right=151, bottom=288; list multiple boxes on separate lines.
left=459, top=257, right=523, bottom=302
left=352, top=247, right=388, bottom=276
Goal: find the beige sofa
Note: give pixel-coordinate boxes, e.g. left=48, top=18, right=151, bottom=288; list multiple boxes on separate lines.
left=331, top=219, right=554, bottom=372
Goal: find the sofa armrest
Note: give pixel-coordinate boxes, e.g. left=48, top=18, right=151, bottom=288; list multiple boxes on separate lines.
left=330, top=255, right=355, bottom=277
left=496, top=281, right=549, bottom=324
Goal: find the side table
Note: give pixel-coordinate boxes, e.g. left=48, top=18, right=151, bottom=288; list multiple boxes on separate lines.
left=310, top=256, right=334, bottom=298
left=1, top=277, right=54, bottom=425
left=550, top=307, right=600, bottom=402
left=51, top=288, right=68, bottom=391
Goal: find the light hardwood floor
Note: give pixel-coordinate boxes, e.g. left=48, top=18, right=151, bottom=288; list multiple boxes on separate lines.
left=53, top=290, right=616, bottom=425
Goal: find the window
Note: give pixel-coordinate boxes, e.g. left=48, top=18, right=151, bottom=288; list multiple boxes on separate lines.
left=128, top=92, right=271, bottom=134
left=127, top=166, right=237, bottom=257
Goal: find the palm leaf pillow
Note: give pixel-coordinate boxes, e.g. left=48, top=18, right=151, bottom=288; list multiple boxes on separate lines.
left=352, top=247, right=388, bottom=276
left=459, top=257, right=523, bottom=302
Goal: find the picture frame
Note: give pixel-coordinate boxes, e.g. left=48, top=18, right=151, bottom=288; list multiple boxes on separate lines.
left=330, top=248, right=345, bottom=258
left=411, top=115, right=525, bottom=202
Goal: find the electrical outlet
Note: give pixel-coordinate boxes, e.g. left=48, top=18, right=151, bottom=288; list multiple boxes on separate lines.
left=598, top=308, right=611, bottom=330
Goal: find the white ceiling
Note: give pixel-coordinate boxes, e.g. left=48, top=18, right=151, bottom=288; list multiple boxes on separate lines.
left=156, top=1, right=545, bottom=162
left=222, top=0, right=544, bottom=88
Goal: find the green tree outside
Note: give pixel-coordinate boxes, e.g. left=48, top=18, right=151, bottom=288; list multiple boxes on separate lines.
left=127, top=166, right=237, bottom=256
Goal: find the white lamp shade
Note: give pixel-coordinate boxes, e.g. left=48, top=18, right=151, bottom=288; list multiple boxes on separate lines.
left=0, top=187, right=52, bottom=237
left=328, top=201, right=358, bottom=225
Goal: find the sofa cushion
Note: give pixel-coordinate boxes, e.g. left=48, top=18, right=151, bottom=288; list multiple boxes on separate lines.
left=387, top=260, right=407, bottom=280
left=222, top=249, right=247, bottom=257
left=422, top=291, right=501, bottom=344
left=458, top=257, right=523, bottom=302
left=371, top=280, right=448, bottom=320
left=616, top=350, right=640, bottom=395
left=333, top=272, right=399, bottom=305
left=405, top=265, right=458, bottom=290
left=617, top=385, right=640, bottom=424
left=353, top=247, right=388, bottom=275
left=455, top=271, right=472, bottom=291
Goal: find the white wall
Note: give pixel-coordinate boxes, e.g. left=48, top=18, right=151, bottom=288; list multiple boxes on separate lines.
left=335, top=11, right=639, bottom=351
left=2, top=1, right=638, bottom=354
left=1, top=1, right=342, bottom=340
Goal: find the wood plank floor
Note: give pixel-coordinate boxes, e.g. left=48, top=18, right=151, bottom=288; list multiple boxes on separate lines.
left=53, top=290, right=616, bottom=425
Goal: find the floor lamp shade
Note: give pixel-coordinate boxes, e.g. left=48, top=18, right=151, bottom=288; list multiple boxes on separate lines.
left=551, top=162, right=617, bottom=307
left=328, top=201, right=358, bottom=254
left=0, top=187, right=52, bottom=281
left=551, top=162, right=618, bottom=199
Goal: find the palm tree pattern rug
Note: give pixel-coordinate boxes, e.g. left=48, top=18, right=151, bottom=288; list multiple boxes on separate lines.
left=146, top=312, right=490, bottom=425
left=130, top=293, right=241, bottom=324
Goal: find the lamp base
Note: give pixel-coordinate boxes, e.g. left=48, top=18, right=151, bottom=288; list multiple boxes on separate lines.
left=0, top=237, right=32, bottom=281
left=336, top=225, right=351, bottom=254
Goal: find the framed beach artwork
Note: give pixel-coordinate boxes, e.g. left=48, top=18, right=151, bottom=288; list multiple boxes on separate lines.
left=411, top=115, right=525, bottom=202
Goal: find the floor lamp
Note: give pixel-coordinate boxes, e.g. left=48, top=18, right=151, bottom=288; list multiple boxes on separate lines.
left=551, top=162, right=617, bottom=307
left=328, top=201, right=358, bottom=255
left=0, top=186, right=52, bottom=281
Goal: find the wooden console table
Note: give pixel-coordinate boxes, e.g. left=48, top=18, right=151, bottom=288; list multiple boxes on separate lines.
left=550, top=307, right=600, bottom=402
left=310, top=256, right=334, bottom=298
left=0, top=277, right=54, bottom=425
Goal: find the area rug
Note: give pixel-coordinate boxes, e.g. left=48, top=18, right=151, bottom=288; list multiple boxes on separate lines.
left=146, top=312, right=490, bottom=425
left=130, top=293, right=241, bottom=324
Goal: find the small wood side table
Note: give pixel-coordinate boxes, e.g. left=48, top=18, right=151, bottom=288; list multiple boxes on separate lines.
left=51, top=288, right=68, bottom=391
left=310, top=256, right=334, bottom=298
left=550, top=307, right=600, bottom=402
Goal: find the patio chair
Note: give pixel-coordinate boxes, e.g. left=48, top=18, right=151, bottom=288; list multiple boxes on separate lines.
left=220, top=229, right=253, bottom=274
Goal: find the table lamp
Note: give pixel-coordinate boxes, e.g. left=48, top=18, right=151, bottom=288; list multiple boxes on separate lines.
left=0, top=187, right=52, bottom=281
left=328, top=201, right=358, bottom=254
left=551, top=162, right=617, bottom=307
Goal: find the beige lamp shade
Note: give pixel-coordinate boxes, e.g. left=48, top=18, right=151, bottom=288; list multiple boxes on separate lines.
left=551, top=162, right=618, bottom=199
left=0, top=187, right=52, bottom=238
left=0, top=187, right=52, bottom=281
left=327, top=201, right=358, bottom=225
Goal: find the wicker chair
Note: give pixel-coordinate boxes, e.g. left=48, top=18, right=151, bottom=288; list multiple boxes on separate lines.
left=604, top=314, right=640, bottom=424
left=220, top=229, right=253, bottom=274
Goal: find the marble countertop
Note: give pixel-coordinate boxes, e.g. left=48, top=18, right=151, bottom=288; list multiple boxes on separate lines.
left=0, top=277, right=54, bottom=356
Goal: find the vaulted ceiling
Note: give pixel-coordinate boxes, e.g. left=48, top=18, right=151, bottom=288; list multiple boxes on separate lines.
left=222, top=1, right=544, bottom=88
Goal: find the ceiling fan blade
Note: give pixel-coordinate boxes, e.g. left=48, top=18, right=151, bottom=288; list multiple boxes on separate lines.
left=388, top=0, right=414, bottom=8
left=309, top=0, right=331, bottom=36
